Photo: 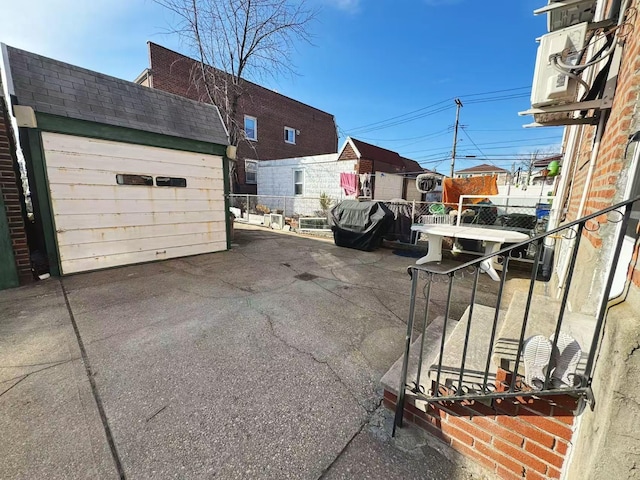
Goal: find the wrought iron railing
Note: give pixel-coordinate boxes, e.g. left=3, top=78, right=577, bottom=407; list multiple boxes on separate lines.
left=393, top=195, right=640, bottom=433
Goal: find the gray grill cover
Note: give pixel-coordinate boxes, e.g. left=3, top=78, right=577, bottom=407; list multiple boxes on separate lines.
left=329, top=200, right=393, bottom=251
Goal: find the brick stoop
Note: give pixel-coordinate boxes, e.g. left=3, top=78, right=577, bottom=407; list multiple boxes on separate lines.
left=384, top=368, right=580, bottom=480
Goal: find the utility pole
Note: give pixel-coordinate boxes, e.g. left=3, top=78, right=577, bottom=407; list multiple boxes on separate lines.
left=450, top=98, right=463, bottom=178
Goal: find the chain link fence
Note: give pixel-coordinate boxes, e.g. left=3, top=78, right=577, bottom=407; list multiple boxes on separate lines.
left=229, top=194, right=333, bottom=231
left=229, top=194, right=555, bottom=237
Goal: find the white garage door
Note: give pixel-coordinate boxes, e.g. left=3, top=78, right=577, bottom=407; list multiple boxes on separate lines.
left=42, top=132, right=227, bottom=274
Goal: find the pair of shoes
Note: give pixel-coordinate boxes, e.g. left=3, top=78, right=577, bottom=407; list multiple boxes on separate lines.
left=522, top=333, right=582, bottom=390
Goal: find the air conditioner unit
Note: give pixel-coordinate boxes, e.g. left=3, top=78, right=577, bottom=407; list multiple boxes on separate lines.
left=534, top=0, right=596, bottom=32
left=530, top=22, right=588, bottom=108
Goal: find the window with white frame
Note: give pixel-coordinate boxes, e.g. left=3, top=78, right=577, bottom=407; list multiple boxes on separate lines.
left=284, top=126, right=296, bottom=144
left=294, top=169, right=304, bottom=195
left=244, top=115, right=257, bottom=141
left=245, top=160, right=258, bottom=184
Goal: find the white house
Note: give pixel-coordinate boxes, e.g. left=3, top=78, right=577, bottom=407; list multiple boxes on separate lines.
left=257, top=153, right=356, bottom=216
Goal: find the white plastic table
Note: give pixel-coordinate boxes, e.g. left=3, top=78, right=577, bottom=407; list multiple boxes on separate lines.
left=410, top=224, right=530, bottom=280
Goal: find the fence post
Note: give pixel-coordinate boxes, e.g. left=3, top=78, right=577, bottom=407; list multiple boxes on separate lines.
left=246, top=194, right=250, bottom=218
left=412, top=200, right=416, bottom=222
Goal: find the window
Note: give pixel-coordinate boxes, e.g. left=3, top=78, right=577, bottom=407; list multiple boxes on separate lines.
left=245, top=160, right=258, bottom=184
left=294, top=170, right=304, bottom=196
left=116, top=174, right=153, bottom=186
left=156, top=177, right=187, bottom=187
left=284, top=127, right=296, bottom=144
left=244, top=115, right=257, bottom=141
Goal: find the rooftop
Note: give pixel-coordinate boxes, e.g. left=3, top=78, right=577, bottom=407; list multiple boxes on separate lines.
left=6, top=45, right=229, bottom=145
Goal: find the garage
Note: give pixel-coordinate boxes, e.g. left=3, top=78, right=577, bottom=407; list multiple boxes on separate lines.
left=42, top=133, right=226, bottom=274
left=5, top=45, right=230, bottom=276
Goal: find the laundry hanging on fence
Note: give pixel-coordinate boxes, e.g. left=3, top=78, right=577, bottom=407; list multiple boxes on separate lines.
left=359, top=173, right=372, bottom=197
left=442, top=175, right=499, bottom=207
left=340, top=172, right=359, bottom=196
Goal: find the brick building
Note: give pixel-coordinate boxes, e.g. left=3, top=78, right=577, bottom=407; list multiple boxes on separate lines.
left=383, top=1, right=640, bottom=478
left=135, top=42, right=338, bottom=194
left=0, top=87, right=31, bottom=288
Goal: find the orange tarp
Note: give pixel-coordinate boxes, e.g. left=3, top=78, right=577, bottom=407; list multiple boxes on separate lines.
left=442, top=175, right=499, bottom=207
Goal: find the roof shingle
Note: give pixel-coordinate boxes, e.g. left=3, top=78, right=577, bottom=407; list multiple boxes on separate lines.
left=7, top=46, right=229, bottom=146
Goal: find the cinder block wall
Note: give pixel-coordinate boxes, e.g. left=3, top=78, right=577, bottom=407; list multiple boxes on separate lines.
left=0, top=97, right=31, bottom=284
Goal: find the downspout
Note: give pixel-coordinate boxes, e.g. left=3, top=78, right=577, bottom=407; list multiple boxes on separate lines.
left=556, top=0, right=630, bottom=292
left=556, top=113, right=607, bottom=292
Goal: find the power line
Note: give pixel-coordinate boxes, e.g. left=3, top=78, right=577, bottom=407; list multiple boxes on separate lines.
left=343, top=86, right=531, bottom=134
left=460, top=127, right=489, bottom=158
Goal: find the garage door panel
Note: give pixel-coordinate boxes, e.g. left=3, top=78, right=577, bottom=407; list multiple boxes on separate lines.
left=59, top=231, right=226, bottom=260
left=49, top=184, right=224, bottom=201
left=54, top=211, right=226, bottom=231
left=45, top=150, right=220, bottom=178
left=47, top=167, right=223, bottom=188
left=60, top=241, right=228, bottom=275
left=43, top=134, right=218, bottom=167
left=57, top=221, right=226, bottom=246
left=42, top=132, right=228, bottom=275
left=52, top=199, right=225, bottom=215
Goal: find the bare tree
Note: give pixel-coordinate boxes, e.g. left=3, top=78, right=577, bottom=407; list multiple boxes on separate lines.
left=154, top=0, right=316, bottom=149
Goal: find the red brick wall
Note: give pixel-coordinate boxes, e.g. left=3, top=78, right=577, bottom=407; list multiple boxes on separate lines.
left=338, top=142, right=358, bottom=161
left=0, top=97, right=31, bottom=284
left=357, top=159, right=373, bottom=174
left=384, top=370, right=579, bottom=479
left=146, top=43, right=338, bottom=193
left=560, top=1, right=640, bottom=280
left=563, top=3, right=640, bottom=234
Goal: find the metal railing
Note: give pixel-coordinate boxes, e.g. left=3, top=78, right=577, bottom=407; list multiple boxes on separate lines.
left=393, top=195, right=640, bottom=433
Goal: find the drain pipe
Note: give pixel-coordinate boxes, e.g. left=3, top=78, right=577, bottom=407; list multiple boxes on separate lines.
left=557, top=114, right=607, bottom=292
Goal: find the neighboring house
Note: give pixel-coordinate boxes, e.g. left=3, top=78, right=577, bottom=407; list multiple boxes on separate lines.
left=255, top=137, right=432, bottom=216
left=337, top=137, right=430, bottom=200
left=383, top=1, right=640, bottom=479
left=455, top=163, right=510, bottom=185
left=1, top=44, right=230, bottom=276
left=135, top=42, right=338, bottom=194
left=256, top=153, right=349, bottom=217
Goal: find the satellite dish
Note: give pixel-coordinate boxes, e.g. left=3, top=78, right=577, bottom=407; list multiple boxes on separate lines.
left=416, top=174, right=438, bottom=193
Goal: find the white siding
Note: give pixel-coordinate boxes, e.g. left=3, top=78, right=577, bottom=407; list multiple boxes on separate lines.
left=257, top=154, right=356, bottom=216
left=42, top=132, right=227, bottom=274
left=405, top=180, right=423, bottom=202
left=373, top=172, right=404, bottom=200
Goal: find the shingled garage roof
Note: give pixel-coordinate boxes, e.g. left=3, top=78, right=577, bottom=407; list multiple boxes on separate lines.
left=7, top=46, right=229, bottom=146
left=455, top=163, right=508, bottom=174
left=350, top=138, right=423, bottom=174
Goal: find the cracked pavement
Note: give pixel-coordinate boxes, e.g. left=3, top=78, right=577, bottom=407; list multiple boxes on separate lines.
left=0, top=224, right=485, bottom=479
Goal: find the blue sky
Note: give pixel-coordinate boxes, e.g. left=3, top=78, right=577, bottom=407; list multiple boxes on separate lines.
left=1, top=0, right=563, bottom=173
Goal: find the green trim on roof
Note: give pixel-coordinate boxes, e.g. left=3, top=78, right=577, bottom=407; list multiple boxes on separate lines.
left=35, top=113, right=228, bottom=155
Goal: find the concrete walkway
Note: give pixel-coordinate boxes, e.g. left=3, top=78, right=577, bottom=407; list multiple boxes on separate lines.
left=0, top=225, right=487, bottom=479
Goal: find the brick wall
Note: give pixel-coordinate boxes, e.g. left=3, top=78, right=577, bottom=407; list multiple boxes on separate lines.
left=339, top=142, right=358, bottom=161
left=0, top=97, right=31, bottom=284
left=563, top=1, right=640, bottom=242
left=146, top=43, right=338, bottom=193
left=384, top=369, right=579, bottom=480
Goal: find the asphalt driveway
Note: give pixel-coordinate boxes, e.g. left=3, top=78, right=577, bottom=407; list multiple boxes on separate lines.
left=0, top=224, right=485, bottom=479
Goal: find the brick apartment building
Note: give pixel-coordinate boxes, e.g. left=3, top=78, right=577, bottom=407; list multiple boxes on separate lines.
left=135, top=42, right=338, bottom=194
